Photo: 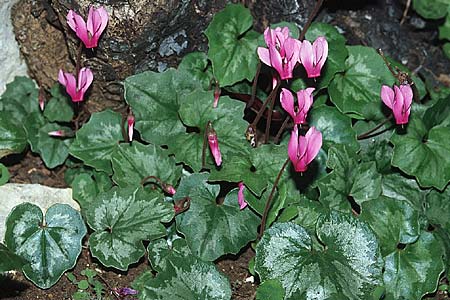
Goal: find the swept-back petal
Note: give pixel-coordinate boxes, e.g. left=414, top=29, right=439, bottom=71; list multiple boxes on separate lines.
left=393, top=85, right=406, bottom=124
left=313, top=36, right=328, bottom=70
left=67, top=10, right=78, bottom=33
left=238, top=182, right=248, bottom=210
left=86, top=6, right=96, bottom=36
left=59, top=70, right=77, bottom=100
left=288, top=125, right=299, bottom=166
left=78, top=67, right=94, bottom=94
left=381, top=85, right=395, bottom=109
left=96, top=7, right=109, bottom=35
left=257, top=47, right=271, bottom=66
left=269, top=44, right=283, bottom=78
left=305, top=127, right=322, bottom=165
left=263, top=27, right=273, bottom=46
left=280, top=88, right=295, bottom=119
left=300, top=40, right=314, bottom=76
left=399, top=84, right=413, bottom=107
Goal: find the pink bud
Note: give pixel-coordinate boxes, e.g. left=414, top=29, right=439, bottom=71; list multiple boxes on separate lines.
left=213, top=85, right=221, bottom=108
left=58, top=68, right=93, bottom=103
left=48, top=130, right=65, bottom=137
left=163, top=184, right=176, bottom=195
left=238, top=182, right=247, bottom=210
left=39, top=88, right=45, bottom=111
left=300, top=36, right=328, bottom=78
left=288, top=125, right=322, bottom=173
left=127, top=113, right=135, bottom=142
left=67, top=6, right=109, bottom=49
left=206, top=122, right=222, bottom=166
left=381, top=84, right=413, bottom=125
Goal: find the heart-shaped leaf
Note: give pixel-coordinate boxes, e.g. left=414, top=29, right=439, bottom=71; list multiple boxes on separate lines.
left=205, top=3, right=259, bottom=87
left=178, top=52, right=213, bottom=90
left=383, top=231, right=445, bottom=299
left=0, top=76, right=39, bottom=122
left=381, top=173, right=427, bottom=212
left=124, top=68, right=201, bottom=146
left=329, top=46, right=395, bottom=120
left=43, top=85, right=74, bottom=122
left=360, top=196, right=420, bottom=256
left=317, top=145, right=382, bottom=211
left=111, top=142, right=182, bottom=188
left=255, top=212, right=383, bottom=300
left=69, top=110, right=123, bottom=174
left=412, top=0, right=450, bottom=19
left=133, top=255, right=231, bottom=300
left=0, top=243, right=27, bottom=272
left=71, top=171, right=112, bottom=211
left=5, top=203, right=86, bottom=288
left=390, top=115, right=450, bottom=190
left=25, top=112, right=72, bottom=168
left=424, top=185, right=450, bottom=232
left=147, top=238, right=192, bottom=273
left=175, top=173, right=259, bottom=261
left=86, top=187, right=174, bottom=270
left=0, top=111, right=27, bottom=158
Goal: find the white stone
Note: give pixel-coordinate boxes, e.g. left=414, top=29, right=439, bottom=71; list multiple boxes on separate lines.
left=0, top=183, right=78, bottom=242
left=0, top=0, right=29, bottom=94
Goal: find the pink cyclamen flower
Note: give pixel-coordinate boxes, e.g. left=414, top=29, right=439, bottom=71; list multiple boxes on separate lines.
left=207, top=122, right=222, bottom=166
left=58, top=68, right=93, bottom=102
left=288, top=125, right=322, bottom=173
left=381, top=84, right=413, bottom=125
left=300, top=36, right=328, bottom=78
left=127, top=113, right=135, bottom=142
left=238, top=182, right=248, bottom=210
left=280, top=87, right=315, bottom=124
left=67, top=6, right=108, bottom=48
left=257, top=27, right=302, bottom=80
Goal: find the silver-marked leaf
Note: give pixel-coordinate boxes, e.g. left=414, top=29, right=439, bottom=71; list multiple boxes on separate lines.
left=111, top=142, right=181, bottom=188
left=0, top=243, right=27, bottom=272
left=178, top=52, right=213, bottom=90
left=86, top=187, right=174, bottom=271
left=25, top=112, right=72, bottom=168
left=383, top=231, right=445, bottom=300
left=205, top=4, right=259, bottom=86
left=124, top=68, right=201, bottom=145
left=147, top=238, right=192, bottom=273
left=133, top=255, right=231, bottom=300
left=360, top=196, right=420, bottom=256
left=329, top=46, right=395, bottom=120
left=5, top=203, right=86, bottom=289
left=72, top=171, right=112, bottom=211
left=255, top=212, right=383, bottom=300
left=175, top=173, right=259, bottom=261
left=69, top=110, right=123, bottom=174
left=0, top=111, right=27, bottom=158
left=317, top=145, right=382, bottom=211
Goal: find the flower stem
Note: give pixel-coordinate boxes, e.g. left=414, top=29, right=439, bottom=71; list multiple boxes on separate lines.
left=274, top=116, right=291, bottom=144
left=357, top=115, right=393, bottom=140
left=299, top=0, right=325, bottom=40
left=75, top=42, right=83, bottom=79
left=201, top=121, right=212, bottom=169
left=258, top=157, right=290, bottom=239
left=248, top=62, right=262, bottom=109
left=264, top=90, right=277, bottom=144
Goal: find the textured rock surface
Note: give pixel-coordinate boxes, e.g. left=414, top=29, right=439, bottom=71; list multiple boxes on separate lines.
left=0, top=183, right=78, bottom=242
left=0, top=0, right=28, bottom=94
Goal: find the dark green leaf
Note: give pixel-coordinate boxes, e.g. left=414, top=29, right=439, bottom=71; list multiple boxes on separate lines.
left=381, top=173, right=428, bottom=212
left=255, top=213, right=383, bottom=300
left=0, top=243, right=27, bottom=272
left=175, top=173, right=259, bottom=261
left=329, top=46, right=395, bottom=120
left=147, top=238, right=192, bottom=273
left=178, top=52, right=213, bottom=90
left=43, top=85, right=74, bottom=122
left=424, top=185, right=450, bottom=232
left=205, top=4, right=259, bottom=86
left=0, top=111, right=27, bottom=158
left=69, top=110, right=123, bottom=174
left=0, top=163, right=10, bottom=186
left=0, top=76, right=39, bottom=122
left=412, top=0, right=450, bottom=19
left=256, top=279, right=285, bottom=300
left=5, top=203, right=86, bottom=288
left=86, top=187, right=174, bottom=271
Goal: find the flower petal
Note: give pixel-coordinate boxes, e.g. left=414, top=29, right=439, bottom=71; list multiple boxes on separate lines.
left=381, top=85, right=395, bottom=109
left=238, top=182, right=247, bottom=210
left=300, top=40, right=314, bottom=77
left=288, top=125, right=299, bottom=167
left=280, top=88, right=295, bottom=120
left=313, top=36, right=328, bottom=71
left=257, top=47, right=271, bottom=66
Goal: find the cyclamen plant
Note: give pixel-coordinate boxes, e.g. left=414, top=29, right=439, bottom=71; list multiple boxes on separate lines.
left=1, top=2, right=450, bottom=300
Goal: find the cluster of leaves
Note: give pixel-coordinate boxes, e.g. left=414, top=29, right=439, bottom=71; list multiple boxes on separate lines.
left=66, top=268, right=106, bottom=300
left=412, top=0, right=450, bottom=58
left=1, top=3, right=450, bottom=300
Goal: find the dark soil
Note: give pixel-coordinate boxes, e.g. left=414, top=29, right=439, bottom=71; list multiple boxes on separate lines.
left=3, top=0, right=450, bottom=299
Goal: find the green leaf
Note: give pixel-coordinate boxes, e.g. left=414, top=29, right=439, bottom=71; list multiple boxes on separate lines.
left=360, top=196, right=420, bottom=256
left=0, top=243, right=27, bottom=272
left=133, top=255, right=231, bottom=300
left=424, top=185, right=450, bottom=232
left=255, top=213, right=383, bottom=300
left=173, top=90, right=250, bottom=171
left=444, top=42, right=450, bottom=59
left=124, top=68, right=201, bottom=145
left=317, top=145, right=382, bottom=211
left=86, top=187, right=174, bottom=271
left=412, top=0, right=450, bottom=19
left=329, top=46, right=395, bottom=120
left=25, top=112, right=72, bottom=168
left=0, top=76, right=39, bottom=122
left=69, top=110, right=123, bottom=174
left=78, top=279, right=89, bottom=290
left=5, top=203, right=86, bottom=289
left=0, top=163, right=10, bottom=185
left=292, top=22, right=348, bottom=91
left=175, top=173, right=259, bottom=261
left=112, top=142, right=181, bottom=188
left=205, top=4, right=259, bottom=87
left=209, top=144, right=287, bottom=196
left=390, top=115, right=450, bottom=190
left=256, top=279, right=285, bottom=300
left=441, top=13, right=450, bottom=40
left=309, top=105, right=359, bottom=152
left=292, top=199, right=329, bottom=234
left=381, top=173, right=427, bottom=212
left=383, top=231, right=445, bottom=299
left=72, top=171, right=113, bottom=211
left=43, top=85, right=74, bottom=122
left=147, top=238, right=192, bottom=273
left=178, top=52, right=213, bottom=90
left=0, top=111, right=27, bottom=158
